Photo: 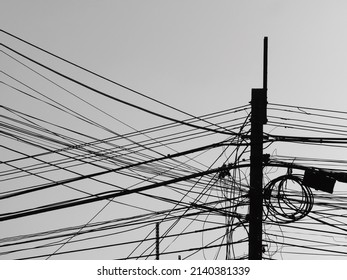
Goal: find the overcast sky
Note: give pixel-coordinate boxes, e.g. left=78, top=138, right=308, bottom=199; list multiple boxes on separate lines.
left=2, top=1, right=347, bottom=113
left=2, top=1, right=347, bottom=260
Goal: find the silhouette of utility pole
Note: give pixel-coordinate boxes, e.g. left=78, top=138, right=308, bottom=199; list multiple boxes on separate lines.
left=248, top=37, right=268, bottom=260
left=155, top=222, right=160, bottom=260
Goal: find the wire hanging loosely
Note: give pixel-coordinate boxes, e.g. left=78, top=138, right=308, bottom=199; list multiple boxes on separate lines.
left=263, top=174, right=314, bottom=224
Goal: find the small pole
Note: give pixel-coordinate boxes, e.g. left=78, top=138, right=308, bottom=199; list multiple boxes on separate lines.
left=263, top=37, right=268, bottom=91
left=155, top=223, right=160, bottom=260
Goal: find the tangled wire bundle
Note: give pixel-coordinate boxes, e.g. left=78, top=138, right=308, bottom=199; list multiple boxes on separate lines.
left=263, top=174, right=314, bottom=223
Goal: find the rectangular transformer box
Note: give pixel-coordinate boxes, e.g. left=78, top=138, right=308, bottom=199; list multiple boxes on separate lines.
left=303, top=170, right=336, bottom=194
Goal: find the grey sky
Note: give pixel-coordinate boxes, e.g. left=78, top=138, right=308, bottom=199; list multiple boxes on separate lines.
left=3, top=1, right=347, bottom=112
left=2, top=1, right=347, bottom=260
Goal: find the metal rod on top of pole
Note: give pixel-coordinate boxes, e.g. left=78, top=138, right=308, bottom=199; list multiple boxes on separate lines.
left=263, top=37, right=268, bottom=91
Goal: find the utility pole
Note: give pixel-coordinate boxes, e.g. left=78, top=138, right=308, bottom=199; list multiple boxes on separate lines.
left=155, top=222, right=160, bottom=260
left=248, top=37, right=268, bottom=260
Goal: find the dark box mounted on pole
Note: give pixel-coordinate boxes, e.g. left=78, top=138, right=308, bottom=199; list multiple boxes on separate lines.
left=303, top=170, right=336, bottom=194
left=251, top=88, right=267, bottom=125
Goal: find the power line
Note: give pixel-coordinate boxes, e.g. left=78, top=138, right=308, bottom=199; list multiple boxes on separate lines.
left=0, top=28, right=234, bottom=132
left=1, top=43, right=240, bottom=136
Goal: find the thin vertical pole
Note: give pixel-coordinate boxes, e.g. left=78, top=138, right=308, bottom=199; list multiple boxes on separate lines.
left=155, top=223, right=160, bottom=260
left=263, top=37, right=268, bottom=91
